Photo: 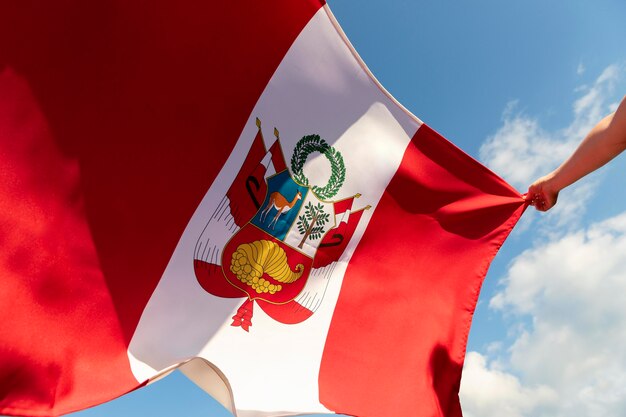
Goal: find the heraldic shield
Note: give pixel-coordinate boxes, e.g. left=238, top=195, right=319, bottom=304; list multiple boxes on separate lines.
left=194, top=119, right=366, bottom=331
left=224, top=170, right=335, bottom=303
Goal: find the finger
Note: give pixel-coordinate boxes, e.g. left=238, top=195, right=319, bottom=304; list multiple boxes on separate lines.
left=530, top=197, right=547, bottom=211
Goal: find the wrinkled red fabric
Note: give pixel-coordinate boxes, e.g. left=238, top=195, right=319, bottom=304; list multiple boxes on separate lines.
left=320, top=125, right=525, bottom=417
left=0, top=2, right=323, bottom=416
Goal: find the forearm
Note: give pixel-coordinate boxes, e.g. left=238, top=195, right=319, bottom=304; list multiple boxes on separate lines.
left=528, top=96, right=626, bottom=211
left=550, top=110, right=626, bottom=192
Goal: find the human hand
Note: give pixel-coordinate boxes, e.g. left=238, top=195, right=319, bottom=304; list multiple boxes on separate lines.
left=527, top=174, right=560, bottom=211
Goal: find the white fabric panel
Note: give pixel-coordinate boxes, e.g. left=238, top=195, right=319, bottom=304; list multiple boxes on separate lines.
left=128, top=6, right=422, bottom=415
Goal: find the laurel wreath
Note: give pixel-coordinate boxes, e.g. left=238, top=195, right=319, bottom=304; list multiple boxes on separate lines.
left=290, top=134, right=345, bottom=200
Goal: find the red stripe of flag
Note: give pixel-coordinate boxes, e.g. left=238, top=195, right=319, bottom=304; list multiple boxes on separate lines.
left=0, top=2, right=324, bottom=416
left=319, top=124, right=525, bottom=417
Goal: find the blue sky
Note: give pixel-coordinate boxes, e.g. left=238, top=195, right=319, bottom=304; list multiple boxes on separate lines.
left=61, top=1, right=626, bottom=416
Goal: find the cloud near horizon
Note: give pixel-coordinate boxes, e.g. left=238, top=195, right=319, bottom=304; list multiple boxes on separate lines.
left=476, top=212, right=626, bottom=417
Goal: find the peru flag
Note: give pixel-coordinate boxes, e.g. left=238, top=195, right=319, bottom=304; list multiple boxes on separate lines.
left=0, top=2, right=525, bottom=417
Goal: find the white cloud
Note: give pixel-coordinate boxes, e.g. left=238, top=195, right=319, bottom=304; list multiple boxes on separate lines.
left=568, top=64, right=620, bottom=140
left=484, top=211, right=626, bottom=417
left=460, top=352, right=557, bottom=417
left=478, top=112, right=564, bottom=190
left=478, top=64, right=622, bottom=228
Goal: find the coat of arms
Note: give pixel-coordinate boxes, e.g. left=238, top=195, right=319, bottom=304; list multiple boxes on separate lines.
left=193, top=119, right=369, bottom=331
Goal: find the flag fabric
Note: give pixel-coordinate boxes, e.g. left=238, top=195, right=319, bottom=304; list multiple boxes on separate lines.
left=0, top=2, right=526, bottom=417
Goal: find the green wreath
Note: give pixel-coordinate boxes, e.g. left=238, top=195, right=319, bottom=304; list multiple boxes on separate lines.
left=290, top=134, right=346, bottom=200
